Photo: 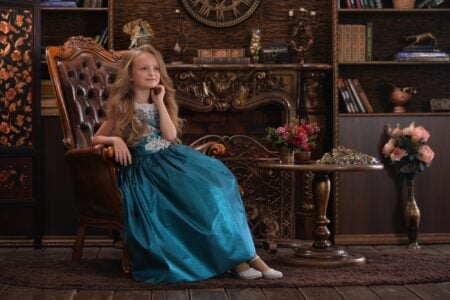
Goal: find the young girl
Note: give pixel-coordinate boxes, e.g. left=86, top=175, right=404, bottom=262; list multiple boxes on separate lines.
left=92, top=44, right=282, bottom=283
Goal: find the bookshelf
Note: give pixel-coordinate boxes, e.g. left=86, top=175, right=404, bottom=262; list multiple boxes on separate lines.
left=332, top=2, right=450, bottom=244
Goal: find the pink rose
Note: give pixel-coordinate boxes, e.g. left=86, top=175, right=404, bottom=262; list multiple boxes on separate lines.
left=419, top=145, right=434, bottom=164
left=412, top=126, right=430, bottom=143
left=382, top=138, right=396, bottom=157
left=389, top=147, right=407, bottom=161
left=402, top=122, right=415, bottom=136
left=388, top=126, right=402, bottom=137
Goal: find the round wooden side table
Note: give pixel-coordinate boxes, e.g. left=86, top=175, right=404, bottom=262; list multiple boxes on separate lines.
left=257, top=161, right=384, bottom=267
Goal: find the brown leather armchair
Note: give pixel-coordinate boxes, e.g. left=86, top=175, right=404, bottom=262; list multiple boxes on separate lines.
left=46, top=36, right=225, bottom=274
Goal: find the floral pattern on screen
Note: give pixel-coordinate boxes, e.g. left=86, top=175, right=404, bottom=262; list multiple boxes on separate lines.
left=0, top=8, right=33, bottom=147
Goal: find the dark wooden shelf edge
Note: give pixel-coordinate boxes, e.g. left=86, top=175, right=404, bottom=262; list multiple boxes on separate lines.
left=339, top=112, right=450, bottom=117
left=41, top=7, right=108, bottom=12
left=338, top=61, right=450, bottom=65
left=338, top=8, right=450, bottom=13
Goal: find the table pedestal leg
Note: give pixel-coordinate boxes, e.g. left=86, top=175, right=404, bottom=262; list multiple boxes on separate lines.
left=280, top=172, right=366, bottom=267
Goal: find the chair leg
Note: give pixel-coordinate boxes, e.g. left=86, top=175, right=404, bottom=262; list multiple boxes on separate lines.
left=72, top=225, right=86, bottom=262
left=119, top=229, right=131, bottom=275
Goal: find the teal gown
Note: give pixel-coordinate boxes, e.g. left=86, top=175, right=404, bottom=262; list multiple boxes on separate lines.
left=117, top=103, right=256, bottom=283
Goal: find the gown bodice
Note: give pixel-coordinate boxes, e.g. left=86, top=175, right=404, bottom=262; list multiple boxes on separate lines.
left=133, top=102, right=172, bottom=154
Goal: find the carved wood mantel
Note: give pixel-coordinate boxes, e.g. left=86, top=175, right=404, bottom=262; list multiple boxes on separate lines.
left=167, top=63, right=332, bottom=243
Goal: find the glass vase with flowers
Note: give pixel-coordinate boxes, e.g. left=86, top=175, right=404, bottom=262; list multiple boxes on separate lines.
left=265, top=119, right=320, bottom=163
left=382, top=122, right=435, bottom=249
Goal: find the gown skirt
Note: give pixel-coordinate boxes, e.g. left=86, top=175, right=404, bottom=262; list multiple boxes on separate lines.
left=118, top=143, right=256, bottom=283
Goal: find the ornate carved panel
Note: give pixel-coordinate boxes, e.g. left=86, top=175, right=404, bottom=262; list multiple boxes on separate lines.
left=190, top=135, right=295, bottom=241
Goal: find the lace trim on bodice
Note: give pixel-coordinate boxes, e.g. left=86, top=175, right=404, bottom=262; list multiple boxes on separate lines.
left=135, top=102, right=172, bottom=152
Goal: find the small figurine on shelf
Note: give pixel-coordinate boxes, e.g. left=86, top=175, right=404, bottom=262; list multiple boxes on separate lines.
left=122, top=18, right=155, bottom=49
left=386, top=82, right=418, bottom=113
left=288, top=7, right=316, bottom=64
left=249, top=28, right=262, bottom=63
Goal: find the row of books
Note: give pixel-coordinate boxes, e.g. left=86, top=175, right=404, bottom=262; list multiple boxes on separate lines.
left=338, top=78, right=374, bottom=113
left=337, top=23, right=373, bottom=62
left=40, top=1, right=78, bottom=8
left=40, top=0, right=104, bottom=8
left=339, top=0, right=383, bottom=8
left=194, top=48, right=250, bottom=64
left=94, top=27, right=108, bottom=47
left=393, top=44, right=449, bottom=62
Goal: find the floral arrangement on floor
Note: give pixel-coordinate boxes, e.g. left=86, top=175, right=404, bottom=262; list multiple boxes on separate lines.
left=265, top=119, right=320, bottom=152
left=382, top=122, right=435, bottom=174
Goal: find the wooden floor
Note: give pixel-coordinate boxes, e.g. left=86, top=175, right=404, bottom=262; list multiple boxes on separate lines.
left=1, top=245, right=450, bottom=300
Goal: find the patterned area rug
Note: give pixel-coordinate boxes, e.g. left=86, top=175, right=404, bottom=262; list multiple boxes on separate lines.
left=1, top=247, right=450, bottom=290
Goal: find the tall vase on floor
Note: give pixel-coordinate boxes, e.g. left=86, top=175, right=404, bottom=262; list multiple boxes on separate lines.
left=404, top=173, right=420, bottom=249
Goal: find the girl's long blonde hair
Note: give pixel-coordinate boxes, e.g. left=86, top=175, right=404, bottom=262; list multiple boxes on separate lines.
left=107, top=44, right=182, bottom=146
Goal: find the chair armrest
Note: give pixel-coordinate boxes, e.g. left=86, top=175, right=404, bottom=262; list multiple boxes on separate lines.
left=192, top=141, right=226, bottom=157
left=64, top=145, right=123, bottom=219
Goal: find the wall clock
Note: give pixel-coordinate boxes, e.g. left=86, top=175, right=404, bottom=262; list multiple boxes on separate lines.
left=180, top=0, right=261, bottom=28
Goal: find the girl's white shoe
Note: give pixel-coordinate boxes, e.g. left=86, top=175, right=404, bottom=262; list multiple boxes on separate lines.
left=235, top=267, right=263, bottom=279
left=262, top=268, right=283, bottom=279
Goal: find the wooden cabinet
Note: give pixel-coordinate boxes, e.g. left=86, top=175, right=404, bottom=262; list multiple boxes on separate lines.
left=0, top=0, right=41, bottom=246
left=332, top=4, right=450, bottom=244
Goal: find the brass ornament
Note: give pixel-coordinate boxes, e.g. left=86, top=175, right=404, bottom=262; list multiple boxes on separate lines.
left=180, top=0, right=261, bottom=28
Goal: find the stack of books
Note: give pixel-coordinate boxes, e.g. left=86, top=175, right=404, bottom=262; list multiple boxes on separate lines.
left=393, top=45, right=449, bottom=62
left=40, top=0, right=78, bottom=8
left=193, top=48, right=250, bottom=64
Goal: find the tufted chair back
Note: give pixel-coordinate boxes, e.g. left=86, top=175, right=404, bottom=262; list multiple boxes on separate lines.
left=48, top=37, right=122, bottom=149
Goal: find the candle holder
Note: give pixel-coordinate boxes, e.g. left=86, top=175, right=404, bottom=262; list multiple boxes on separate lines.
left=288, top=8, right=316, bottom=64
left=171, top=9, right=189, bottom=64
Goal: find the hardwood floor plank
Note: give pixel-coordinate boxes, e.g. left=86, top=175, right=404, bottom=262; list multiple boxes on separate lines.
left=35, top=288, right=77, bottom=300
left=0, top=284, right=8, bottom=295
left=436, top=282, right=450, bottom=294
left=98, top=247, right=122, bottom=260
left=11, top=247, right=43, bottom=258
left=406, top=283, right=450, bottom=300
left=298, top=287, right=343, bottom=300
left=40, top=247, right=71, bottom=259
left=369, top=285, right=421, bottom=299
left=0, top=248, right=16, bottom=263
left=73, top=290, right=114, bottom=300
left=152, top=289, right=189, bottom=300
left=190, top=288, right=227, bottom=300
left=429, top=244, right=450, bottom=254
left=113, top=290, right=152, bottom=300
left=226, top=288, right=267, bottom=300
left=0, top=286, right=41, bottom=300
left=335, top=286, right=381, bottom=300
left=81, top=247, right=101, bottom=260
left=263, top=287, right=304, bottom=300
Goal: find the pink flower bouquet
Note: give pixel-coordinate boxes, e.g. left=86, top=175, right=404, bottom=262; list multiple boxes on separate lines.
left=382, top=122, right=434, bottom=174
left=265, top=119, right=320, bottom=152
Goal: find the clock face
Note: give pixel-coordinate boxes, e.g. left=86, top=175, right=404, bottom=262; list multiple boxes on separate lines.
left=180, top=0, right=261, bottom=28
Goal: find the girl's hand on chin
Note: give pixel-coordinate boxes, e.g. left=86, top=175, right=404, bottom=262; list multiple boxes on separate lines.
left=151, top=84, right=165, bottom=107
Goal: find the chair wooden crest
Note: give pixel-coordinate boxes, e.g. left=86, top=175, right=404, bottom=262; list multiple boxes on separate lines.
left=46, top=36, right=225, bottom=274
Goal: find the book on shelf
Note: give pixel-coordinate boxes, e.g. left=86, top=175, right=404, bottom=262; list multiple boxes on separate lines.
left=352, top=79, right=374, bottom=113
left=345, top=78, right=366, bottom=112
left=337, top=78, right=356, bottom=113
left=416, top=0, right=445, bottom=8
left=366, top=22, right=373, bottom=61
left=40, top=1, right=78, bottom=7
left=197, top=48, right=245, bottom=58
left=338, top=24, right=366, bottom=62
left=193, top=57, right=251, bottom=64
left=393, top=51, right=449, bottom=61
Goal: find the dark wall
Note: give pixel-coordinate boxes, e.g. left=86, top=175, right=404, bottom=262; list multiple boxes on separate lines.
left=112, top=0, right=332, bottom=64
